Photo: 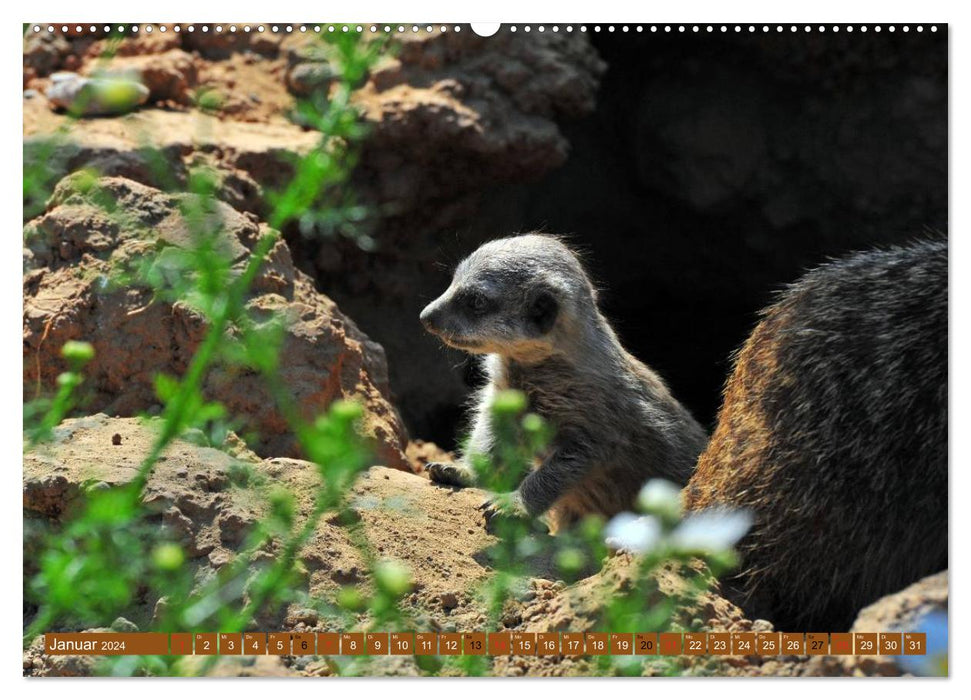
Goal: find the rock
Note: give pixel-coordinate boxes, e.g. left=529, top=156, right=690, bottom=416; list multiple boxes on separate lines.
left=24, top=32, right=72, bottom=78
left=803, top=572, right=948, bottom=677
left=23, top=175, right=409, bottom=469
left=285, top=608, right=319, bottom=627
left=23, top=106, right=318, bottom=208
left=45, top=72, right=150, bottom=116
left=110, top=617, right=138, bottom=632
left=851, top=571, right=948, bottom=633
left=84, top=50, right=199, bottom=104
left=405, top=439, right=454, bottom=472
left=181, top=27, right=282, bottom=59
left=24, top=633, right=97, bottom=677
left=23, top=415, right=500, bottom=639
left=23, top=30, right=607, bottom=449
left=440, top=592, right=459, bottom=611
left=286, top=62, right=336, bottom=97
left=750, top=619, right=774, bottom=633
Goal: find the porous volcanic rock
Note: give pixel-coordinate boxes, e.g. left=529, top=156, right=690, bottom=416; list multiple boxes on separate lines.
left=23, top=175, right=408, bottom=470
left=805, top=571, right=949, bottom=677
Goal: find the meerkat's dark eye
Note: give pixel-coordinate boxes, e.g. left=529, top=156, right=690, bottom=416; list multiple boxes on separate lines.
left=526, top=288, right=559, bottom=334
left=464, top=290, right=490, bottom=315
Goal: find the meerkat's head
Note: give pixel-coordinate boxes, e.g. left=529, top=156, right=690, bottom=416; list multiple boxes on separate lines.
left=419, top=234, right=599, bottom=363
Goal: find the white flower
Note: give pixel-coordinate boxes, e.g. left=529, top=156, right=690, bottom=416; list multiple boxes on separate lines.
left=604, top=512, right=662, bottom=553
left=637, top=479, right=683, bottom=520
left=669, top=508, right=752, bottom=553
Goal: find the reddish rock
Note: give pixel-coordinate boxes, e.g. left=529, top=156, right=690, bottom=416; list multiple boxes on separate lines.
left=23, top=175, right=408, bottom=470
left=83, top=49, right=199, bottom=104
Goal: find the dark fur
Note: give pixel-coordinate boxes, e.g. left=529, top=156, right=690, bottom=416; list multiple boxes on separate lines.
left=684, top=239, right=948, bottom=630
left=421, top=234, right=708, bottom=531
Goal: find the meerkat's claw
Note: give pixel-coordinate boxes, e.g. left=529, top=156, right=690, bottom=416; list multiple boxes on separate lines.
left=479, top=492, right=529, bottom=532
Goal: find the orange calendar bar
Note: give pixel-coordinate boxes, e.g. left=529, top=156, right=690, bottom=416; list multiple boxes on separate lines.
left=318, top=632, right=341, bottom=655
left=39, top=630, right=928, bottom=657
left=659, top=632, right=681, bottom=655
left=585, top=632, right=608, bottom=655
left=464, top=632, right=487, bottom=655
left=830, top=633, right=853, bottom=655
left=855, top=633, right=878, bottom=655
left=195, top=633, right=217, bottom=656
left=879, top=632, right=902, bottom=656
left=291, top=632, right=315, bottom=655
left=45, top=632, right=168, bottom=656
left=732, top=632, right=756, bottom=655
left=684, top=632, right=706, bottom=655
left=267, top=632, right=290, bottom=655
left=487, top=632, right=510, bottom=655
left=806, top=633, right=829, bottom=656
left=562, top=632, right=585, bottom=656
left=439, top=632, right=462, bottom=655
left=390, top=632, right=414, bottom=655
left=610, top=633, right=633, bottom=655
left=708, top=632, right=730, bottom=655
left=635, top=633, right=658, bottom=655
left=243, top=632, right=266, bottom=655
left=757, top=632, right=780, bottom=655
left=781, top=633, right=804, bottom=655
left=537, top=632, right=560, bottom=656
left=416, top=632, right=438, bottom=655
left=342, top=633, right=364, bottom=655
left=904, top=633, right=926, bottom=656
left=512, top=632, right=536, bottom=655
left=219, top=633, right=242, bottom=655
left=170, top=633, right=192, bottom=655
left=366, top=632, right=389, bottom=655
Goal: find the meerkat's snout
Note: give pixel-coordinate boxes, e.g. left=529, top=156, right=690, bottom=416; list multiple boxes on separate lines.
left=419, top=300, right=443, bottom=332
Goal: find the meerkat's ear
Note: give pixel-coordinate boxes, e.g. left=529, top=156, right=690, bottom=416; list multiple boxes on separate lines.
left=526, top=287, right=559, bottom=335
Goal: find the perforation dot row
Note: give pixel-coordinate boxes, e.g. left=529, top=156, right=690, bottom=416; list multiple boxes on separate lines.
left=30, top=24, right=940, bottom=35
left=31, top=24, right=463, bottom=34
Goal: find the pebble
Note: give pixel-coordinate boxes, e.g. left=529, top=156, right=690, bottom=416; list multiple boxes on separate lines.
left=45, top=71, right=149, bottom=116
left=751, top=619, right=775, bottom=633
left=110, top=617, right=138, bottom=633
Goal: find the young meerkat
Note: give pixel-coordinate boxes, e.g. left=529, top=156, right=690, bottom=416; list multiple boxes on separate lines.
left=419, top=234, right=708, bottom=531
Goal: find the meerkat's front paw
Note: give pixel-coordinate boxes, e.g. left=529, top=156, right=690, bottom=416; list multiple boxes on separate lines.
left=478, top=491, right=529, bottom=531
left=425, top=461, right=475, bottom=488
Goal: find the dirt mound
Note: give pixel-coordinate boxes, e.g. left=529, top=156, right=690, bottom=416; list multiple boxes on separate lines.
left=23, top=175, right=408, bottom=469
left=22, top=414, right=756, bottom=677
left=25, top=414, right=931, bottom=677
left=23, top=414, right=490, bottom=676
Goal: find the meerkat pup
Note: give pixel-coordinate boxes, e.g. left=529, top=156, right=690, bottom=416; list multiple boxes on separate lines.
left=419, top=234, right=708, bottom=530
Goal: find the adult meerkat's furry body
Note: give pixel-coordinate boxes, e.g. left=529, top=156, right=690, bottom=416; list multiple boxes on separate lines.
left=684, top=239, right=947, bottom=630
left=419, top=234, right=708, bottom=530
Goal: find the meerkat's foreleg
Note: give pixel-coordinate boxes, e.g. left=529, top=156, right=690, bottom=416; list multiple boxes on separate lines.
left=480, top=440, right=591, bottom=523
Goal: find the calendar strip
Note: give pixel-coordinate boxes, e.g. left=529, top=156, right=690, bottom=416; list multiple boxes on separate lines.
left=43, top=631, right=927, bottom=656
